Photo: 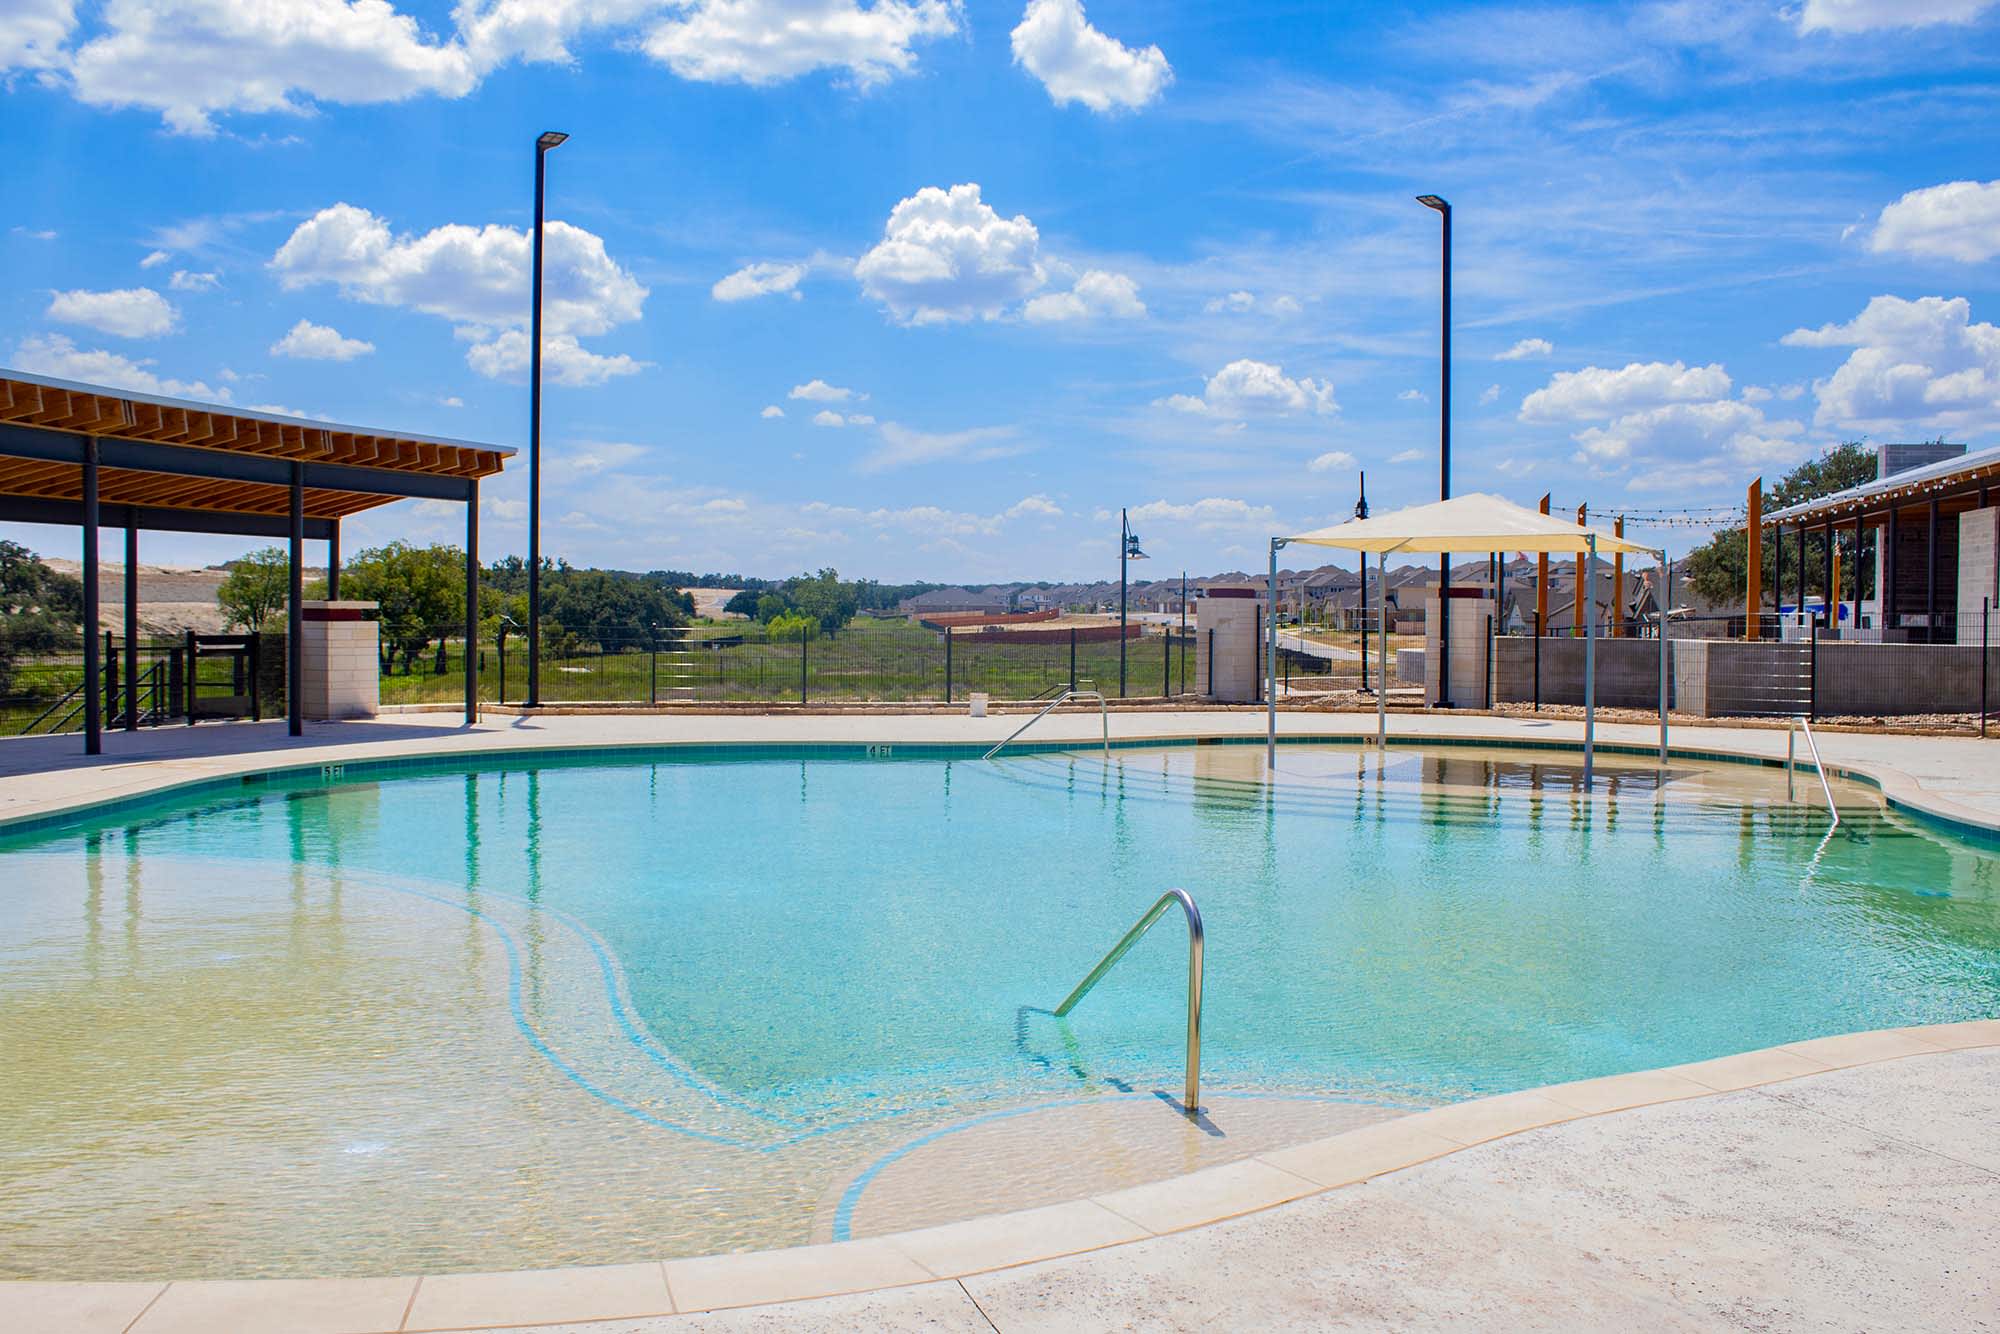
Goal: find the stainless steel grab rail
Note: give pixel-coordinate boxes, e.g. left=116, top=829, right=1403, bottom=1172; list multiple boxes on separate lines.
left=1055, top=888, right=1204, bottom=1116
left=983, top=689, right=1108, bottom=761
left=1787, top=715, right=1839, bottom=827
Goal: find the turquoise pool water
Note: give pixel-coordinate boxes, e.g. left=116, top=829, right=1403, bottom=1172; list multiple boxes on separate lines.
left=2, top=742, right=1996, bottom=1276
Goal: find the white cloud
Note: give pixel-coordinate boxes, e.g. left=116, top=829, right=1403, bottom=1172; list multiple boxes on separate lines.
left=13, top=333, right=227, bottom=401
left=1269, top=294, right=1303, bottom=315
left=1307, top=450, right=1357, bottom=473
left=168, top=270, right=219, bottom=292
left=855, top=183, right=1047, bottom=325
left=1479, top=384, right=1501, bottom=405
left=789, top=378, right=863, bottom=402
left=858, top=422, right=1026, bottom=472
left=1204, top=291, right=1255, bottom=314
left=1572, top=400, right=1796, bottom=467
left=1388, top=448, right=1426, bottom=464
left=1495, top=337, right=1553, bottom=361
left=1156, top=359, right=1337, bottom=419
left=1010, top=0, right=1171, bottom=113
left=66, top=0, right=479, bottom=136
left=441, top=395, right=464, bottom=407
left=270, top=318, right=374, bottom=361
left=138, top=249, right=168, bottom=268
left=1783, top=294, right=2000, bottom=433
left=1398, top=388, right=1429, bottom=404
left=1797, top=0, right=1995, bottom=34
left=46, top=287, right=178, bottom=338
left=1869, top=180, right=2000, bottom=264
left=1519, top=360, right=1732, bottom=423
left=1022, top=269, right=1145, bottom=323
left=812, top=409, right=848, bottom=427
left=761, top=404, right=785, bottom=419
left=271, top=203, right=645, bottom=385
left=566, top=441, right=647, bottom=475
left=1127, top=497, right=1276, bottom=532
left=713, top=260, right=807, bottom=302
left=1005, top=494, right=1063, bottom=518
left=1741, top=385, right=1773, bottom=402
left=643, top=0, right=957, bottom=89
left=0, top=0, right=75, bottom=73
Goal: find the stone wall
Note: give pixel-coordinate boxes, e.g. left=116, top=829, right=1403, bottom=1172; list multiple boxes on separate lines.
left=1196, top=596, right=1261, bottom=703
left=1493, top=636, right=1671, bottom=710
left=300, top=601, right=380, bottom=720
left=1958, top=507, right=1998, bottom=646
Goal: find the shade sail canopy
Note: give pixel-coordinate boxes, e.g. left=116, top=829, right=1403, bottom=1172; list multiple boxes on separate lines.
left=1283, top=492, right=1655, bottom=556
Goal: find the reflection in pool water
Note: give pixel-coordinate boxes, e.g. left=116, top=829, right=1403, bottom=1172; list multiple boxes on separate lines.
left=1, top=744, right=1994, bottom=1278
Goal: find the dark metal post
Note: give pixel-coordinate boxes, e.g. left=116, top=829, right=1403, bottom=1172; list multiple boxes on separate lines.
left=1796, top=523, right=1806, bottom=614
left=123, top=525, right=139, bottom=729
left=528, top=131, right=567, bottom=708
left=1809, top=617, right=1818, bottom=722
left=1484, top=612, right=1494, bottom=708
left=82, top=437, right=101, bottom=756
left=1417, top=195, right=1453, bottom=704
left=1206, top=628, right=1214, bottom=696
left=799, top=622, right=807, bottom=704
left=1982, top=597, right=1989, bottom=739
left=248, top=633, right=262, bottom=722
left=1163, top=624, right=1170, bottom=697
left=944, top=627, right=953, bottom=704
left=1179, top=571, right=1188, bottom=695
left=1533, top=610, right=1542, bottom=712
left=464, top=483, right=479, bottom=726
left=1885, top=505, right=1899, bottom=632
left=1927, top=499, right=1940, bottom=644
left=498, top=633, right=507, bottom=706
left=104, top=630, right=117, bottom=727
left=1821, top=521, right=1834, bottom=627
left=1069, top=626, right=1077, bottom=692
left=327, top=520, right=341, bottom=600
left=1853, top=509, right=1865, bottom=626
left=1119, top=507, right=1129, bottom=697
left=289, top=462, right=304, bottom=737
left=182, top=628, right=195, bottom=723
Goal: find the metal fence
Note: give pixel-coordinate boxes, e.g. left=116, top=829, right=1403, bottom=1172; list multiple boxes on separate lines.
left=2, top=632, right=277, bottom=736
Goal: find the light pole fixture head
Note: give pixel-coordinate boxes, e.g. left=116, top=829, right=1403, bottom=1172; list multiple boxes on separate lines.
left=538, top=131, right=570, bottom=151
left=1416, top=194, right=1449, bottom=212
left=1125, top=532, right=1147, bottom=560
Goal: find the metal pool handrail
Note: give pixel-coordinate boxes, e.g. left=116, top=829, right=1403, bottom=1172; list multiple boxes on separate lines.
left=1788, top=715, right=1839, bottom=827
left=1055, top=888, right=1204, bottom=1116
left=983, top=689, right=1108, bottom=761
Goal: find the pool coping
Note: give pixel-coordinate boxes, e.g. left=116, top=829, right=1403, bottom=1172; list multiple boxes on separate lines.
left=6, top=1021, right=1996, bottom=1332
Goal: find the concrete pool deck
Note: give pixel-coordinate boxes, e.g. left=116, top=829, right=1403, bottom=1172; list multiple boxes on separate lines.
left=2, top=709, right=1996, bottom=1330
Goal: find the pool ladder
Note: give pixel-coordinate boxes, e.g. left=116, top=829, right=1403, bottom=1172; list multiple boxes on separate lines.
left=1787, top=715, right=1839, bottom=828
left=1055, top=888, right=1204, bottom=1117
left=984, top=689, right=1108, bottom=761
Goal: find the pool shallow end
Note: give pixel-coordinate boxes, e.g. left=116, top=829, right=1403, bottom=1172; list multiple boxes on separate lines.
left=8, top=1019, right=1996, bottom=1333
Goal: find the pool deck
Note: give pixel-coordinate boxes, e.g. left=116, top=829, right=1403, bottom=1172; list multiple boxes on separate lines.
left=3, top=709, right=1997, bottom=1331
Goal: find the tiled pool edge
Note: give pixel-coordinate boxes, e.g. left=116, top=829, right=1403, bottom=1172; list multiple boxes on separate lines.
left=2, top=722, right=1994, bottom=847
left=5, top=1022, right=1994, bottom=1333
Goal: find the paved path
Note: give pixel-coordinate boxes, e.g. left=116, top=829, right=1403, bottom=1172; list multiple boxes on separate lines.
left=483, top=1047, right=2000, bottom=1332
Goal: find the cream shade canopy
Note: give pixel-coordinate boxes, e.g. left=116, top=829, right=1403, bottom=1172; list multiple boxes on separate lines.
left=1283, top=492, right=1656, bottom=556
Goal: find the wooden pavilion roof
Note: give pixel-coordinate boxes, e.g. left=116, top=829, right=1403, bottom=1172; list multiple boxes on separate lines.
left=0, top=370, right=511, bottom=523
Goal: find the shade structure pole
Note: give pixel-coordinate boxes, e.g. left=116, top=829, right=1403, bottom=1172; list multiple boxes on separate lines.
left=82, top=438, right=101, bottom=757
left=288, top=462, right=304, bottom=738
left=327, top=520, right=341, bottom=600
left=1377, top=573, right=1389, bottom=747
left=1266, top=538, right=1282, bottom=769
left=123, top=523, right=139, bottom=730
left=465, top=481, right=479, bottom=727
left=1583, top=532, right=1597, bottom=790
left=1657, top=548, right=1669, bottom=766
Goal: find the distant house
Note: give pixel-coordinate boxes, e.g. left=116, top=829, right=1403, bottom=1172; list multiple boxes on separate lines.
left=898, top=587, right=1010, bottom=616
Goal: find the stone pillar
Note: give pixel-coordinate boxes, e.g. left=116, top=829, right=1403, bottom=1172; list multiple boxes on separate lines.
left=1959, top=506, right=1998, bottom=646
left=300, top=601, right=381, bottom=720
left=1195, top=584, right=1261, bottom=702
left=1426, top=592, right=1494, bottom=708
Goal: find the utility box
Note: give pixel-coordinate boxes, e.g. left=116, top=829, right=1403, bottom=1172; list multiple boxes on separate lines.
left=300, top=601, right=380, bottom=720
left=1196, top=584, right=1262, bottom=702
left=1425, top=591, right=1494, bottom=708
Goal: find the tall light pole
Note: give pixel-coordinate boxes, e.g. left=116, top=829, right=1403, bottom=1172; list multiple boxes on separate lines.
left=1356, top=471, right=1370, bottom=692
left=1417, top=194, right=1452, bottom=705
left=527, top=128, right=568, bottom=708
left=1119, top=508, right=1146, bottom=696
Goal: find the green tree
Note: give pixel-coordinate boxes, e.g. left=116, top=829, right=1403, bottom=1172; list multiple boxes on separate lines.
left=339, top=542, right=467, bottom=674
left=784, top=567, right=860, bottom=635
left=0, top=542, right=84, bottom=698
left=723, top=588, right=763, bottom=617
left=1684, top=443, right=1877, bottom=609
left=215, top=547, right=292, bottom=632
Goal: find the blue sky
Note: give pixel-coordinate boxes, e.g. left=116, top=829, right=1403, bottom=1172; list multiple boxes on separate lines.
left=4, top=0, right=1999, bottom=582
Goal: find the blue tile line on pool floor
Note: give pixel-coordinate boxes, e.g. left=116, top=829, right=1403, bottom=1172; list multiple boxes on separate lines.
left=829, top=1088, right=1430, bottom=1243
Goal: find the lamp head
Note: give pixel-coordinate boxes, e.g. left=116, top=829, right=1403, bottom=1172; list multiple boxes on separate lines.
left=1416, top=194, right=1449, bottom=212
left=538, top=131, right=570, bottom=151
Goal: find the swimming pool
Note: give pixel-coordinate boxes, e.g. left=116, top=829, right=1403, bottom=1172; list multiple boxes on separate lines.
left=2, top=741, right=1995, bottom=1279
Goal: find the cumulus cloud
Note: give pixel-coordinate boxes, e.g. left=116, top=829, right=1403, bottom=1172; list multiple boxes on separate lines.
left=1022, top=269, right=1145, bottom=323
left=1796, top=0, right=1995, bottom=34
left=46, top=287, right=178, bottom=338
left=138, top=250, right=169, bottom=269
left=1783, top=294, right=2000, bottom=433
left=1128, top=497, right=1276, bottom=532
left=1009, top=0, right=1170, bottom=113
left=858, top=422, right=1027, bottom=472
left=1202, top=290, right=1300, bottom=316
left=761, top=404, right=785, bottom=419
left=789, top=378, right=863, bottom=402
left=566, top=441, right=647, bottom=475
left=1519, top=360, right=1732, bottom=422
left=855, top=184, right=1047, bottom=325
left=1495, top=337, right=1553, bottom=361
left=1005, top=494, right=1062, bottom=518
left=811, top=409, right=849, bottom=426
left=1156, top=359, right=1337, bottom=419
left=270, top=203, right=646, bottom=385
left=270, top=318, right=374, bottom=361
left=1, top=0, right=74, bottom=73
left=1869, top=180, right=2000, bottom=264
left=1398, top=388, right=1429, bottom=404
left=168, top=270, right=219, bottom=292
left=1479, top=384, right=1501, bottom=405
left=1307, top=450, right=1357, bottom=473
left=713, top=260, right=807, bottom=302
left=643, top=0, right=957, bottom=89
left=14, top=333, right=227, bottom=401
left=1388, top=448, right=1426, bottom=464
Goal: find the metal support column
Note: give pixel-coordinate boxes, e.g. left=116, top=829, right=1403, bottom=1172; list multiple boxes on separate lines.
left=1927, top=499, right=1940, bottom=643
left=464, top=482, right=479, bottom=727
left=123, top=523, right=139, bottom=729
left=1266, top=537, right=1283, bottom=768
left=288, top=462, right=305, bottom=737
left=82, top=438, right=101, bottom=756
left=327, top=520, right=341, bottom=600
left=1583, top=532, right=1598, bottom=790
left=1884, top=505, right=1899, bottom=631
